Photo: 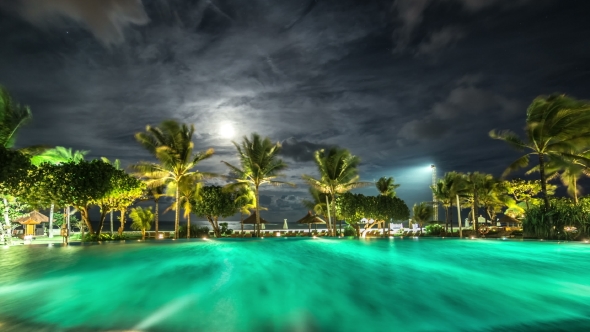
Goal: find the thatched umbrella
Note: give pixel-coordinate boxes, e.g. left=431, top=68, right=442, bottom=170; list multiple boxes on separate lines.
left=16, top=211, right=49, bottom=236
left=296, top=211, right=326, bottom=234
left=242, top=213, right=269, bottom=234
left=498, top=215, right=520, bottom=227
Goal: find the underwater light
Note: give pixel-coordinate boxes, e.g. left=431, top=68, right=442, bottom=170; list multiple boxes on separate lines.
left=158, top=234, right=163, bottom=239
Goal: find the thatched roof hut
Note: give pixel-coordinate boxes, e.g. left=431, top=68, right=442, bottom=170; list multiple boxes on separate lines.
left=498, top=214, right=521, bottom=226
left=15, top=211, right=49, bottom=225
left=242, top=213, right=270, bottom=224
left=296, top=211, right=326, bottom=233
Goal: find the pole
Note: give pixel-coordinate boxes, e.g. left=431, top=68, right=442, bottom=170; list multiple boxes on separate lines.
left=49, top=204, right=54, bottom=238
left=456, top=194, right=462, bottom=238
left=110, top=210, right=113, bottom=235
left=66, top=207, right=70, bottom=245
left=325, top=195, right=332, bottom=236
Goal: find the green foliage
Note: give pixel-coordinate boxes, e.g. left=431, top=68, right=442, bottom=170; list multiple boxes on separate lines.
left=219, top=222, right=233, bottom=236
left=193, top=186, right=236, bottom=237
left=523, top=197, right=590, bottom=240
left=30, top=146, right=88, bottom=166
left=412, top=202, right=433, bottom=227
left=0, top=86, right=32, bottom=148
left=337, top=192, right=410, bottom=226
left=129, top=207, right=154, bottom=232
left=0, top=147, right=32, bottom=197
left=133, top=120, right=215, bottom=238
left=375, top=176, right=400, bottom=197
left=425, top=224, right=444, bottom=236
left=51, top=211, right=79, bottom=228
left=179, top=225, right=209, bottom=238
left=83, top=233, right=116, bottom=242
left=343, top=225, right=356, bottom=236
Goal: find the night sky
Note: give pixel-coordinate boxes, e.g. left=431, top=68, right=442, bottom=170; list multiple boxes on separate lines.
left=1, top=0, right=589, bottom=223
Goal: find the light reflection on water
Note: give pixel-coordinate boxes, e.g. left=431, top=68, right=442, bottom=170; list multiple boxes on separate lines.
left=0, top=238, right=589, bottom=331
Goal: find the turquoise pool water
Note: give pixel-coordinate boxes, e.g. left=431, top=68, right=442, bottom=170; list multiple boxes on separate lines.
left=1, top=238, right=589, bottom=331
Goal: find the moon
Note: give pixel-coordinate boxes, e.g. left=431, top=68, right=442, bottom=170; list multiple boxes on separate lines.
left=219, top=122, right=235, bottom=138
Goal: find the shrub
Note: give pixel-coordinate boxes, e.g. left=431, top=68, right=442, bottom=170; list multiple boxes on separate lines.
left=219, top=222, right=233, bottom=236
left=83, top=233, right=116, bottom=242
left=179, top=225, right=210, bottom=238
left=425, top=224, right=444, bottom=236
left=343, top=225, right=356, bottom=236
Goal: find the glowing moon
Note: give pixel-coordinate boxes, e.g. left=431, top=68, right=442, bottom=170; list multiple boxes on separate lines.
left=219, top=122, right=235, bottom=138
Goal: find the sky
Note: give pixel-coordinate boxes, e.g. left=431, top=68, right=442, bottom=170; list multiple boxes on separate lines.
left=1, top=0, right=590, bottom=223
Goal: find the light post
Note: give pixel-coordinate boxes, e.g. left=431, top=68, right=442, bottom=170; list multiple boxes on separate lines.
left=431, top=164, right=438, bottom=221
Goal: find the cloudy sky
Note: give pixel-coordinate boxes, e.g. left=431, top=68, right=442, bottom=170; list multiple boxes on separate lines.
left=1, top=0, right=589, bottom=223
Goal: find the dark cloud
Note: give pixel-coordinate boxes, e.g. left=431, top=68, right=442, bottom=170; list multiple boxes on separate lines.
left=279, top=138, right=332, bottom=162
left=4, top=0, right=149, bottom=45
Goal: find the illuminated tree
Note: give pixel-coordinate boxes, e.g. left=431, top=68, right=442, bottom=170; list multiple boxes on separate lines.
left=490, top=94, right=590, bottom=211
left=302, top=147, right=371, bottom=236
left=222, top=133, right=293, bottom=237
left=133, top=120, right=214, bottom=239
left=412, top=202, right=434, bottom=229
left=129, top=206, right=154, bottom=240
left=193, top=186, right=236, bottom=238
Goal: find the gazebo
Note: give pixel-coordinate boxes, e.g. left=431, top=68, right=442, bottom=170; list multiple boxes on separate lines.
left=498, top=214, right=521, bottom=227
left=15, top=211, right=49, bottom=236
left=296, top=211, right=326, bottom=235
left=242, top=213, right=269, bottom=234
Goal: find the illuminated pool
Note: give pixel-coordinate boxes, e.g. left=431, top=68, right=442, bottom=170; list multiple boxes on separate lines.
left=1, top=238, right=589, bottom=331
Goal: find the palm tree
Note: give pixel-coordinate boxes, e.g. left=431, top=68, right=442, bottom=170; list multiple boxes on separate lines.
left=101, top=157, right=121, bottom=235
left=145, top=185, right=165, bottom=238
left=375, top=177, right=400, bottom=197
left=0, top=86, right=32, bottom=149
left=129, top=206, right=154, bottom=240
left=412, top=202, right=433, bottom=230
left=302, top=147, right=372, bottom=236
left=233, top=185, right=266, bottom=233
left=376, top=176, right=401, bottom=236
left=463, top=172, right=493, bottom=236
left=431, top=180, right=452, bottom=233
left=490, top=94, right=590, bottom=211
left=302, top=187, right=329, bottom=220
left=132, top=120, right=214, bottom=239
left=166, top=174, right=202, bottom=238
left=479, top=179, right=513, bottom=226
left=221, top=133, right=293, bottom=237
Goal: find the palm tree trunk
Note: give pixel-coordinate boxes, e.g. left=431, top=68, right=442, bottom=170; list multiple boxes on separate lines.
left=573, top=177, right=578, bottom=204
left=110, top=210, right=114, bottom=235
left=538, top=154, right=550, bottom=211
left=2, top=197, right=12, bottom=245
left=449, top=202, right=453, bottom=235
left=187, top=214, right=190, bottom=239
left=332, top=196, right=338, bottom=237
left=325, top=195, right=332, bottom=236
left=142, top=229, right=146, bottom=240
left=456, top=195, right=462, bottom=239
left=255, top=185, right=260, bottom=237
left=155, top=198, right=159, bottom=239
left=175, top=186, right=180, bottom=239
left=49, top=204, right=54, bottom=238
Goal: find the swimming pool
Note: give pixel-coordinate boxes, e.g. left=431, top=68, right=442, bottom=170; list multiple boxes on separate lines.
left=1, top=238, right=589, bottom=331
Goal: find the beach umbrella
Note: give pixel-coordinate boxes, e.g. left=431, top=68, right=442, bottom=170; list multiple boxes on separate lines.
left=242, top=213, right=269, bottom=235
left=283, top=219, right=288, bottom=230
left=296, top=211, right=326, bottom=234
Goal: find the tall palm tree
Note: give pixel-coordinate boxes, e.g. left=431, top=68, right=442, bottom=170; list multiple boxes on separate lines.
left=464, top=172, right=493, bottom=236
left=145, top=185, right=165, bottom=238
left=129, top=206, right=154, bottom=240
left=222, top=133, right=293, bottom=237
left=132, top=120, right=214, bottom=239
left=233, top=185, right=266, bottom=233
left=302, top=147, right=372, bottom=236
left=375, top=177, right=400, bottom=197
left=412, top=202, right=433, bottom=230
left=431, top=180, right=452, bottom=233
left=166, top=174, right=202, bottom=238
left=490, top=94, right=590, bottom=211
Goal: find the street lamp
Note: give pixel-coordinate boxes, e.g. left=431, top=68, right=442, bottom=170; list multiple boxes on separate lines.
left=431, top=164, right=438, bottom=221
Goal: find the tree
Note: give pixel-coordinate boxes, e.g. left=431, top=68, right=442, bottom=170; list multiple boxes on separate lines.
left=193, top=186, right=236, bottom=237
left=490, top=94, right=590, bottom=211
left=222, top=133, right=293, bottom=237
left=129, top=206, right=154, bottom=240
left=30, top=146, right=88, bottom=237
left=95, top=170, right=144, bottom=236
left=166, top=174, right=201, bottom=238
left=133, top=120, right=215, bottom=239
left=31, top=160, right=120, bottom=234
left=302, top=147, right=371, bottom=236
left=375, top=177, right=400, bottom=197
left=233, top=185, right=266, bottom=233
left=464, top=172, right=492, bottom=236
left=145, top=185, right=165, bottom=238
left=0, top=86, right=31, bottom=149
left=375, top=176, right=401, bottom=236
left=478, top=178, right=513, bottom=226
left=302, top=187, right=330, bottom=221
left=412, top=202, right=434, bottom=229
